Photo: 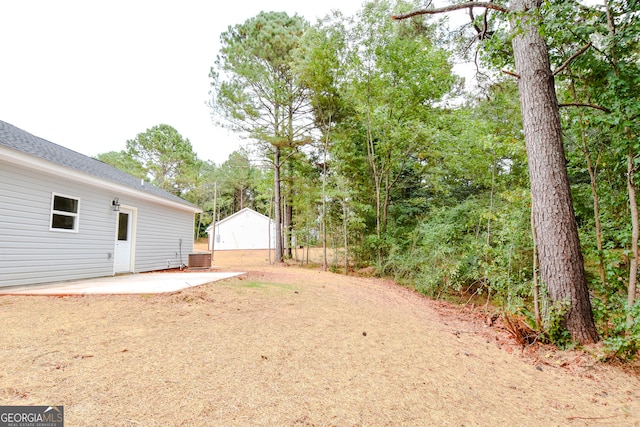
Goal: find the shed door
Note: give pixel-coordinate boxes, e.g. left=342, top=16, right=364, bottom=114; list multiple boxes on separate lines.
left=114, top=208, right=133, bottom=273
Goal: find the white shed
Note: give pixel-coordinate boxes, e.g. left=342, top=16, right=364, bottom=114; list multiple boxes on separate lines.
left=207, top=208, right=276, bottom=250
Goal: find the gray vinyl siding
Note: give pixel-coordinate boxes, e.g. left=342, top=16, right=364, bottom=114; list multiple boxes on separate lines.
left=0, top=160, right=196, bottom=287
left=133, top=201, right=194, bottom=272
left=1, top=161, right=115, bottom=286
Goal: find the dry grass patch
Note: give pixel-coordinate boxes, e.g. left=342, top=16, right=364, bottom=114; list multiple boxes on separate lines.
left=1, top=251, right=639, bottom=426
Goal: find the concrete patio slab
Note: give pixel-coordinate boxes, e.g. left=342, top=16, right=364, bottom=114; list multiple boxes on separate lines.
left=0, top=271, right=244, bottom=296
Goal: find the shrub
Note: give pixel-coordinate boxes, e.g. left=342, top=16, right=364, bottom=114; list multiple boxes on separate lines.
left=604, top=300, right=640, bottom=361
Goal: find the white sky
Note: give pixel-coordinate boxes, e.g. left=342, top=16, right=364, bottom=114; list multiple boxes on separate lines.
left=0, top=1, right=603, bottom=166
left=0, top=0, right=365, bottom=165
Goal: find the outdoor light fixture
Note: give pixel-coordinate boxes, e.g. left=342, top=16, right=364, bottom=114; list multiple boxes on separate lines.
left=112, top=197, right=121, bottom=211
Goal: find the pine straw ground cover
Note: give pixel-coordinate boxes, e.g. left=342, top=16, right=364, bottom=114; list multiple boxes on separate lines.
left=1, top=250, right=639, bottom=426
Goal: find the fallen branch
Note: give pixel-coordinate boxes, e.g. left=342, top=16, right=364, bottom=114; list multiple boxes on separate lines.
left=566, top=415, right=618, bottom=421
left=503, top=313, right=540, bottom=346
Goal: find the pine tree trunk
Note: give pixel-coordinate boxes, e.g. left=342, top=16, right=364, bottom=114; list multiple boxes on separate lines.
left=274, top=147, right=283, bottom=263
left=511, top=0, right=598, bottom=343
left=285, top=203, right=293, bottom=259
left=322, top=136, right=328, bottom=271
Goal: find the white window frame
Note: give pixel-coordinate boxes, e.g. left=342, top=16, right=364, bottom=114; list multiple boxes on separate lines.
left=49, top=192, right=80, bottom=232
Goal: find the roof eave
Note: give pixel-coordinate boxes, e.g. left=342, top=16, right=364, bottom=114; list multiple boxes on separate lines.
left=1, top=145, right=202, bottom=214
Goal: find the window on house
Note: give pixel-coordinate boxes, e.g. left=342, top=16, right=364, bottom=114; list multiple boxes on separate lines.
left=50, top=193, right=80, bottom=232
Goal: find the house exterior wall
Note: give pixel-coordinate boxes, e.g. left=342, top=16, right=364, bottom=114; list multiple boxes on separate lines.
left=210, top=208, right=276, bottom=250
left=0, top=159, right=195, bottom=287
left=133, top=199, right=194, bottom=271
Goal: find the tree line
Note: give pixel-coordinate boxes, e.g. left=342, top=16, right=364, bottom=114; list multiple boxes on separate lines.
left=98, top=0, right=640, bottom=359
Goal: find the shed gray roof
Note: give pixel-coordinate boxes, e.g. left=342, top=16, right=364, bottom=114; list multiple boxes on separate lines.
left=0, top=120, right=200, bottom=210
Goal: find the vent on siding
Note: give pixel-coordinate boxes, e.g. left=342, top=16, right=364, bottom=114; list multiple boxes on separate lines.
left=188, top=253, right=212, bottom=269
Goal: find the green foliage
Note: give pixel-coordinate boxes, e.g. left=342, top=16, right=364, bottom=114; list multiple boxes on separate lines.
left=96, top=126, right=209, bottom=210
left=215, top=149, right=267, bottom=215
left=384, top=185, right=532, bottom=305
left=386, top=200, right=483, bottom=298
left=210, top=10, right=316, bottom=261
left=125, top=124, right=199, bottom=195
left=194, top=0, right=640, bottom=357
left=194, top=1, right=640, bottom=357
left=95, top=150, right=146, bottom=180
left=210, top=11, right=311, bottom=144
left=548, top=0, right=640, bottom=350
left=604, top=300, right=640, bottom=361
left=295, top=11, right=348, bottom=131
left=543, top=299, right=574, bottom=349
left=324, top=0, right=460, bottom=264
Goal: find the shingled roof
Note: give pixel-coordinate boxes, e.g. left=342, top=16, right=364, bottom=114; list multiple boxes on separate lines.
left=0, top=120, right=200, bottom=210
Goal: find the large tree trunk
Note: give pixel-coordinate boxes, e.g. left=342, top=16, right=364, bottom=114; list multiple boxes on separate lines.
left=511, top=0, right=598, bottom=343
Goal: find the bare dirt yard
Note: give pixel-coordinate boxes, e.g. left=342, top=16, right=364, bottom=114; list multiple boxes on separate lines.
left=1, top=248, right=639, bottom=426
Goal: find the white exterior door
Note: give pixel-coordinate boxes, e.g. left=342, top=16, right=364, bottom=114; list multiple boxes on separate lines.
left=114, top=208, right=133, bottom=273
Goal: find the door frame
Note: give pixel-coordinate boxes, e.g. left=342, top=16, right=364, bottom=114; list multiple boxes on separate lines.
left=113, top=205, right=137, bottom=274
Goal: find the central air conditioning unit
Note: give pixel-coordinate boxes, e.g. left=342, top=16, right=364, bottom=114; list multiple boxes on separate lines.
left=188, top=253, right=212, bottom=269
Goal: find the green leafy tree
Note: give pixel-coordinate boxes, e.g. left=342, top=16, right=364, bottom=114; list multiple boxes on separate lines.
left=547, top=0, right=640, bottom=353
left=393, top=0, right=600, bottom=344
left=210, top=11, right=313, bottom=262
left=336, top=0, right=458, bottom=265
left=216, top=148, right=270, bottom=215
left=296, top=11, right=349, bottom=269
left=384, top=82, right=531, bottom=314
left=577, top=0, right=640, bottom=328
left=190, top=160, right=218, bottom=237
left=95, top=150, right=146, bottom=180
left=125, top=124, right=199, bottom=195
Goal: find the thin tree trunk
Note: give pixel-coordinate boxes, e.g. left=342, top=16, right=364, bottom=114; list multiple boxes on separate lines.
left=583, top=126, right=606, bottom=289
left=274, top=147, right=283, bottom=263
left=603, top=0, right=637, bottom=325
left=511, top=0, right=597, bottom=343
left=211, top=181, right=217, bottom=262
left=268, top=190, right=273, bottom=264
left=367, top=126, right=383, bottom=265
left=283, top=196, right=289, bottom=258
left=196, top=213, right=202, bottom=241
left=286, top=93, right=294, bottom=261
left=285, top=202, right=293, bottom=259
left=306, top=228, right=310, bottom=265
left=531, top=205, right=542, bottom=330
left=363, top=59, right=382, bottom=265
left=322, top=152, right=328, bottom=271
left=486, top=152, right=497, bottom=249
left=322, top=114, right=331, bottom=271
left=382, top=168, right=391, bottom=237
left=343, top=199, right=348, bottom=273
left=627, top=149, right=639, bottom=324
left=569, top=79, right=606, bottom=289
